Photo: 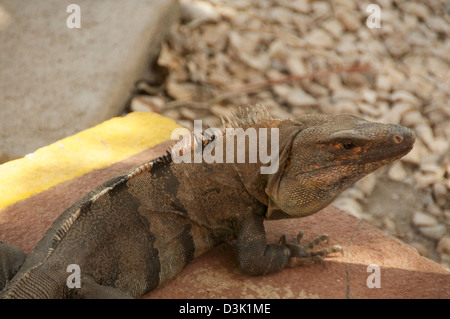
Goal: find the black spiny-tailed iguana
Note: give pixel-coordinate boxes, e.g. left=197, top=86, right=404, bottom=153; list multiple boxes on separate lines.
left=0, top=106, right=415, bottom=298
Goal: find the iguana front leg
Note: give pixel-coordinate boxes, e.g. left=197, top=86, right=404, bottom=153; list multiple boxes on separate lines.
left=237, top=213, right=290, bottom=275
left=236, top=214, right=341, bottom=275
left=0, top=242, right=27, bottom=290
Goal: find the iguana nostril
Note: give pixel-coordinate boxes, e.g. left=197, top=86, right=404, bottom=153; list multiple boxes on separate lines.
left=392, top=134, right=404, bottom=144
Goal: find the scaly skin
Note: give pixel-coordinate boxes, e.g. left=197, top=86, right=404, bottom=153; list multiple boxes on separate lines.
left=0, top=107, right=415, bottom=298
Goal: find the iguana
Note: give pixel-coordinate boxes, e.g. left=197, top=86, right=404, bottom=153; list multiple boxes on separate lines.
left=0, top=106, right=415, bottom=298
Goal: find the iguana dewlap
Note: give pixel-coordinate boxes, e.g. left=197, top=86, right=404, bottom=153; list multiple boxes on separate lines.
left=0, top=107, right=415, bottom=298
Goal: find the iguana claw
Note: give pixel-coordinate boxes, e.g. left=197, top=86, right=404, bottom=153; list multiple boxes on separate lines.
left=279, top=232, right=343, bottom=267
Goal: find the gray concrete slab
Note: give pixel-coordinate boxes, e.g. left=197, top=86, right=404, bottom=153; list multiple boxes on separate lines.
left=0, top=0, right=179, bottom=162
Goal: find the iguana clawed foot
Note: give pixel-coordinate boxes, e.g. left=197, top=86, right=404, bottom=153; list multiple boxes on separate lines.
left=279, top=231, right=343, bottom=267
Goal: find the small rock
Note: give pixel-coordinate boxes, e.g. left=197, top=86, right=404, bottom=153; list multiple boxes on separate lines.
left=415, top=124, right=436, bottom=151
left=336, top=34, right=357, bottom=55
left=286, top=88, right=317, bottom=108
left=166, top=81, right=197, bottom=101
left=305, top=29, right=334, bottom=49
left=405, top=75, right=435, bottom=101
left=357, top=102, right=380, bottom=117
left=414, top=172, right=442, bottom=189
left=215, top=5, right=238, bottom=20
left=427, top=56, right=449, bottom=79
left=375, top=74, right=392, bottom=93
left=401, top=2, right=430, bottom=21
left=361, top=89, right=377, bottom=104
left=332, top=88, right=357, bottom=100
left=333, top=99, right=359, bottom=115
left=271, top=82, right=290, bottom=97
left=413, top=211, right=438, bottom=227
left=445, top=210, right=450, bottom=225
left=427, top=202, right=443, bottom=217
left=401, top=110, right=426, bottom=127
left=401, top=138, right=424, bottom=165
left=440, top=254, right=450, bottom=268
left=287, top=0, right=311, bottom=14
left=390, top=90, right=420, bottom=106
left=433, top=183, right=448, bottom=207
left=180, top=0, right=220, bottom=24
left=303, top=82, right=328, bottom=97
left=388, top=162, right=407, bottom=182
left=383, top=216, right=397, bottom=234
left=355, top=173, right=377, bottom=197
left=202, top=22, right=230, bottom=51
left=311, top=1, right=330, bottom=19
left=335, top=8, right=360, bottom=32
left=268, top=7, right=296, bottom=24
left=385, top=36, right=410, bottom=58
left=384, top=62, right=406, bottom=89
left=425, top=16, right=449, bottom=34
left=380, top=102, right=414, bottom=125
left=180, top=107, right=199, bottom=121
left=130, top=96, right=165, bottom=113
left=333, top=197, right=363, bottom=218
left=285, top=55, right=307, bottom=76
left=437, top=237, right=450, bottom=254
left=419, top=225, right=447, bottom=240
left=322, top=19, right=344, bottom=38
left=342, top=187, right=365, bottom=201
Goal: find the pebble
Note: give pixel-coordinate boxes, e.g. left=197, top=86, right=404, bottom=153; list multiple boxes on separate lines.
left=305, top=29, right=334, bottom=49
left=180, top=0, right=220, bottom=25
left=361, top=89, right=377, bottom=104
left=380, top=102, right=415, bottom=125
left=335, top=8, right=360, bottom=32
left=433, top=183, right=448, bottom=207
left=388, top=162, right=408, bottom=182
left=401, top=2, right=430, bottom=20
left=130, top=96, right=164, bottom=113
left=413, top=211, right=439, bottom=227
left=419, top=225, right=447, bottom=240
left=390, top=90, right=420, bottom=107
left=285, top=88, right=317, bottom=108
left=415, top=124, right=436, bottom=151
left=286, top=0, right=310, bottom=13
left=401, top=110, right=426, bottom=127
left=333, top=197, right=363, bottom=219
left=355, top=174, right=377, bottom=197
left=437, top=237, right=450, bottom=255
left=322, top=19, right=344, bottom=38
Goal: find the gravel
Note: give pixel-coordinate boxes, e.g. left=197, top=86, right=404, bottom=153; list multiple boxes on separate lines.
left=129, top=0, right=449, bottom=268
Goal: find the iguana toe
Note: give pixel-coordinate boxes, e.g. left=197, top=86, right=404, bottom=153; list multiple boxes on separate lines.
left=279, top=232, right=343, bottom=267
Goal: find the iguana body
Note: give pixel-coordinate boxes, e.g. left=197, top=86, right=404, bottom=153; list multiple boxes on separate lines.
left=0, top=107, right=415, bottom=298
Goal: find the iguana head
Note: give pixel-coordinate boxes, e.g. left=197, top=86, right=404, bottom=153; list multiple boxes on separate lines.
left=265, top=114, right=415, bottom=219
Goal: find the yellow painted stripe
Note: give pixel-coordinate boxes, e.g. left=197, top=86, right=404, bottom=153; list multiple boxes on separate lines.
left=0, top=112, right=180, bottom=211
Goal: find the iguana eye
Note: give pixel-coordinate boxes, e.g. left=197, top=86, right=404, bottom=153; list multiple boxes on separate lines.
left=340, top=141, right=357, bottom=150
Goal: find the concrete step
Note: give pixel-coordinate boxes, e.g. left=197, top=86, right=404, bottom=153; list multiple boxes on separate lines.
left=0, top=0, right=179, bottom=162
left=0, top=112, right=448, bottom=299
